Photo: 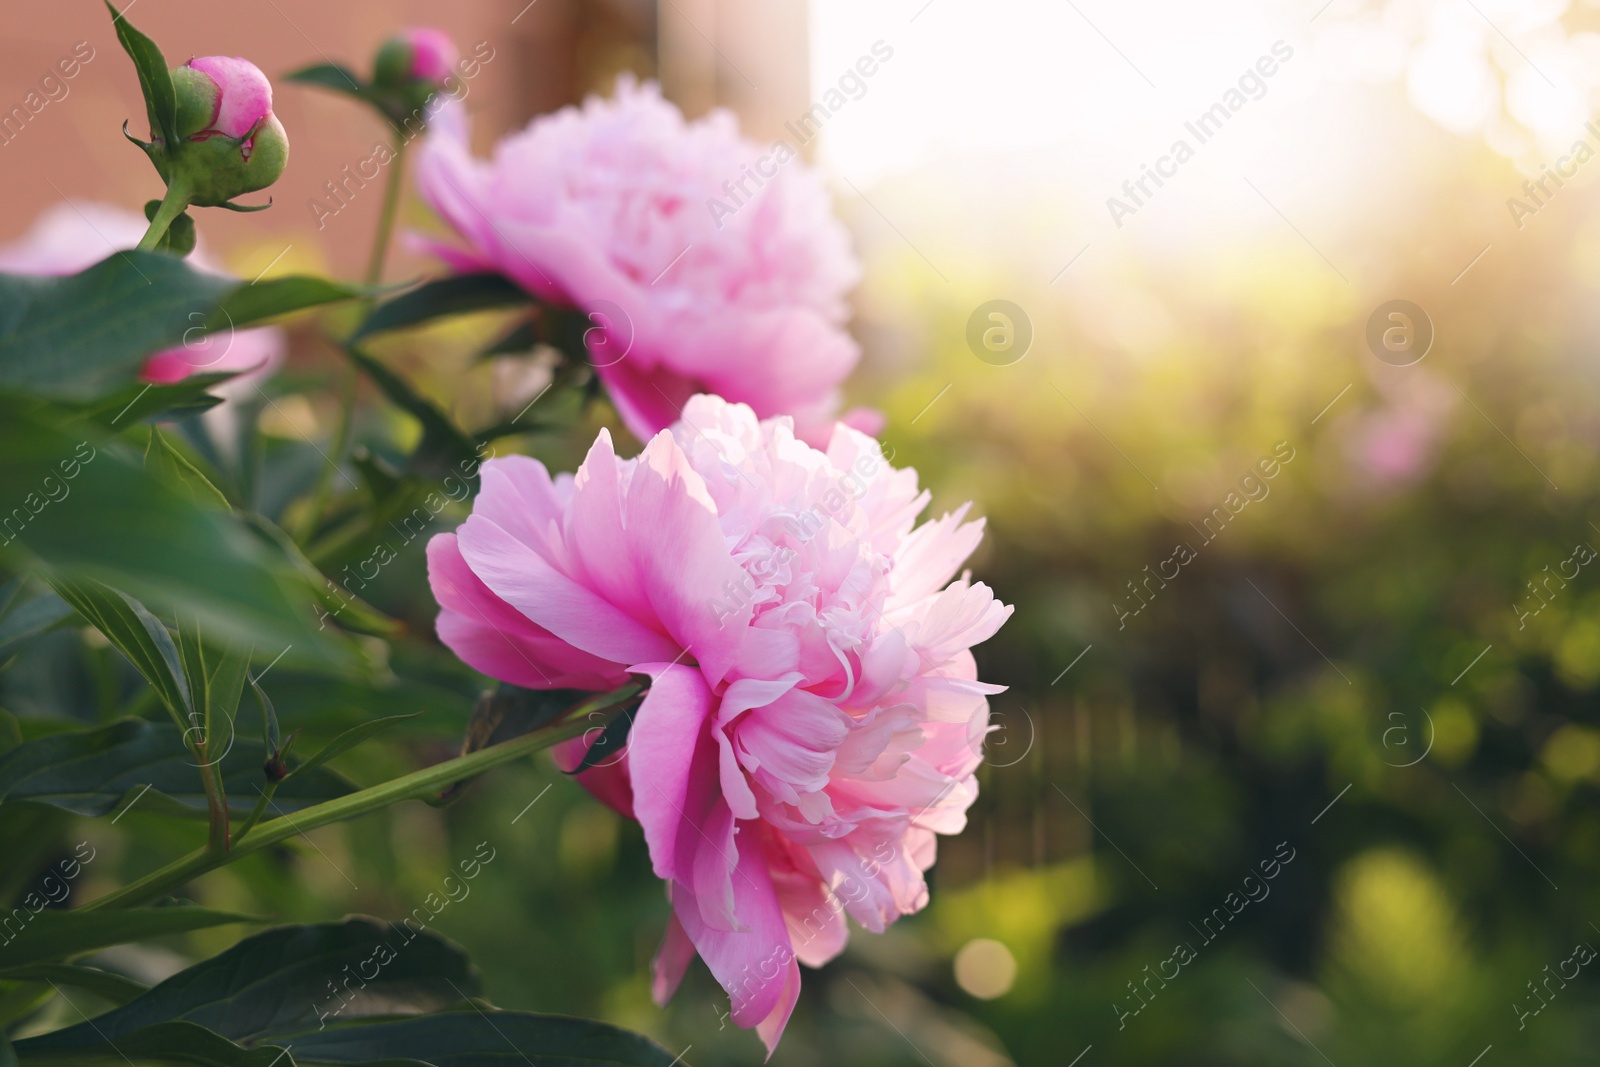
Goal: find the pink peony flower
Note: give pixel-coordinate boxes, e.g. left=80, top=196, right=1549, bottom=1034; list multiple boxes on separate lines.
left=414, top=78, right=877, bottom=447
left=398, top=27, right=458, bottom=83
left=0, top=202, right=283, bottom=395
left=180, top=56, right=275, bottom=139
left=427, top=395, right=1009, bottom=1053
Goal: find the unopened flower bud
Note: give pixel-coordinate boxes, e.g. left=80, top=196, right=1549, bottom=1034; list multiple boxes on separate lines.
left=157, top=55, right=288, bottom=207
left=375, top=27, right=459, bottom=88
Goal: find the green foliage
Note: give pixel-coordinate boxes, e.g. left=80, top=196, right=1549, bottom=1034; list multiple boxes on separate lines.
left=352, top=275, right=530, bottom=342
left=0, top=718, right=355, bottom=816
left=0, top=903, right=260, bottom=971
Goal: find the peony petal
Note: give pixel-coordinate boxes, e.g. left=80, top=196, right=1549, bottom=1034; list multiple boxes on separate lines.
left=455, top=513, right=679, bottom=667
left=427, top=533, right=624, bottom=690
left=651, top=908, right=696, bottom=1006
left=624, top=431, right=752, bottom=685
left=670, top=828, right=794, bottom=1035
left=626, top=663, right=718, bottom=886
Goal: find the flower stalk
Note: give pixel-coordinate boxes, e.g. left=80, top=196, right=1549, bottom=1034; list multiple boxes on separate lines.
left=84, top=691, right=619, bottom=911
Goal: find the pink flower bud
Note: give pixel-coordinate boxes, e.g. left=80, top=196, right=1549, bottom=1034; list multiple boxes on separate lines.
left=181, top=56, right=274, bottom=139
left=400, top=28, right=458, bottom=83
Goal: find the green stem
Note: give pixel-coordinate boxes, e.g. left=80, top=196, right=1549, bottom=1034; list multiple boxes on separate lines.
left=85, top=691, right=626, bottom=911
left=194, top=757, right=229, bottom=855
left=364, top=137, right=407, bottom=287
left=135, top=180, right=190, bottom=253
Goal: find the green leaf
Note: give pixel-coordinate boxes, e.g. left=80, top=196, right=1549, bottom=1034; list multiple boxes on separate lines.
left=0, top=592, right=73, bottom=662
left=241, top=515, right=399, bottom=638
left=0, top=718, right=355, bottom=818
left=0, top=1035, right=13, bottom=1067
left=570, top=701, right=638, bottom=774
left=16, top=918, right=480, bottom=1051
left=80, top=373, right=232, bottom=429
left=20, top=1021, right=292, bottom=1066
left=144, top=199, right=196, bottom=257
left=343, top=349, right=482, bottom=482
left=475, top=319, right=538, bottom=360
left=280, top=1011, right=682, bottom=1066
left=146, top=429, right=231, bottom=510
left=0, top=253, right=361, bottom=402
left=211, top=276, right=365, bottom=332
left=49, top=578, right=192, bottom=725
left=461, top=685, right=584, bottom=755
left=0, top=962, right=149, bottom=1005
left=0, top=253, right=232, bottom=401
left=288, top=713, right=421, bottom=782
left=107, top=1, right=177, bottom=148
left=285, top=62, right=369, bottom=101
left=0, top=903, right=261, bottom=971
left=351, top=274, right=530, bottom=342
left=0, top=399, right=358, bottom=673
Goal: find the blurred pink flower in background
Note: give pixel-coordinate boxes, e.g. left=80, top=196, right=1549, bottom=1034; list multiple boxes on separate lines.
left=415, top=78, right=876, bottom=446
left=427, top=395, right=1009, bottom=1052
left=1344, top=370, right=1455, bottom=487
left=0, top=202, right=284, bottom=397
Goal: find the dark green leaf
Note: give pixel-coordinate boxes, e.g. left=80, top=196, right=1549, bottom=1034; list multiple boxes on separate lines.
left=279, top=1010, right=682, bottom=1066
left=0, top=252, right=361, bottom=402
left=17, top=919, right=480, bottom=1051
left=0, top=1034, right=13, bottom=1067
left=288, top=713, right=422, bottom=782
left=107, top=1, right=176, bottom=147
left=48, top=578, right=192, bottom=724
left=570, top=701, right=637, bottom=774
left=80, top=373, right=231, bottom=429
left=241, top=515, right=399, bottom=638
left=463, top=686, right=582, bottom=755
left=21, top=1021, right=292, bottom=1066
left=0, top=253, right=232, bottom=401
left=0, top=903, right=261, bottom=971
left=476, top=319, right=538, bottom=360
left=0, top=718, right=355, bottom=818
left=0, top=962, right=149, bottom=1005
left=249, top=673, right=280, bottom=758
left=0, top=399, right=358, bottom=673
left=351, top=274, right=530, bottom=342
left=285, top=62, right=369, bottom=100
left=343, top=349, right=482, bottom=482
left=0, top=592, right=73, bottom=662
left=146, top=429, right=231, bottom=510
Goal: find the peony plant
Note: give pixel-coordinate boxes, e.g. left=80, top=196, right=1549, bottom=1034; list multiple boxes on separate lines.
left=0, top=5, right=1006, bottom=1065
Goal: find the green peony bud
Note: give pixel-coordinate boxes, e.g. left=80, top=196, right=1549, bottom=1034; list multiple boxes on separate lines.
left=151, top=56, right=288, bottom=207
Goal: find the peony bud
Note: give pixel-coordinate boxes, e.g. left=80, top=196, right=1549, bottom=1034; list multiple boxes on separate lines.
left=375, top=27, right=459, bottom=88
left=157, top=55, right=288, bottom=207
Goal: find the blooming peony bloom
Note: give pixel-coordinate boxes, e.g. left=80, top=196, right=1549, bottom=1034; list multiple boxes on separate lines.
left=415, top=78, right=876, bottom=447
left=427, top=394, right=1009, bottom=1053
left=0, top=202, right=283, bottom=395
